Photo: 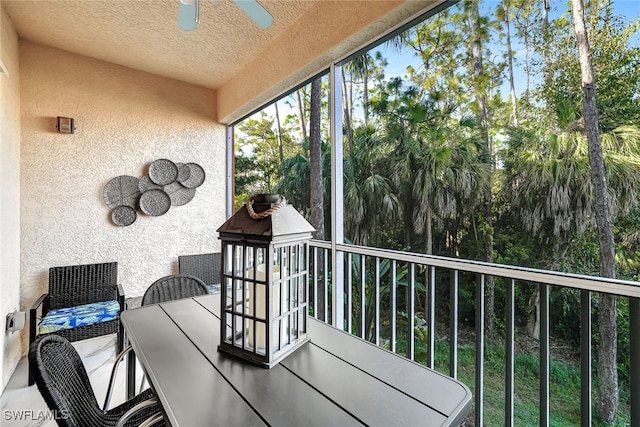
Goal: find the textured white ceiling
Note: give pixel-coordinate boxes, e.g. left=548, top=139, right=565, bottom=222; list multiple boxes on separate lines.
left=4, top=0, right=316, bottom=89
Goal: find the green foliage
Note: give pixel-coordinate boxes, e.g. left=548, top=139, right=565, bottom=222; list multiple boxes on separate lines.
left=234, top=1, right=640, bottom=422
left=539, top=1, right=640, bottom=133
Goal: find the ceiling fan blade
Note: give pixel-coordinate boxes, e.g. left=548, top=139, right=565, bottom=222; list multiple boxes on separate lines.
left=178, top=0, right=198, bottom=31
left=232, top=0, right=273, bottom=29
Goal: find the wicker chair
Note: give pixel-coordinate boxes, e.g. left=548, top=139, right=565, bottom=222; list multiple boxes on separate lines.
left=29, top=262, right=125, bottom=386
left=178, top=252, right=222, bottom=293
left=29, top=334, right=164, bottom=427
left=141, top=274, right=208, bottom=306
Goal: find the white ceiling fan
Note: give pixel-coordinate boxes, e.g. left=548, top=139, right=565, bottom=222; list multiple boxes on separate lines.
left=178, top=0, right=273, bottom=31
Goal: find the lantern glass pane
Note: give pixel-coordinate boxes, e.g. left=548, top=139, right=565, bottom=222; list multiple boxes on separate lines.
left=299, top=275, right=306, bottom=302
left=283, top=279, right=290, bottom=313
left=233, top=244, right=243, bottom=276
left=291, top=276, right=298, bottom=307
left=224, top=277, right=233, bottom=310
left=244, top=318, right=253, bottom=351
left=292, top=312, right=299, bottom=340
left=243, top=246, right=254, bottom=279
left=230, top=279, right=243, bottom=313
left=223, top=312, right=232, bottom=344
left=291, top=245, right=298, bottom=275
left=300, top=246, right=306, bottom=274
left=272, top=282, right=284, bottom=317
left=234, top=314, right=244, bottom=345
left=282, top=246, right=289, bottom=273
left=254, top=283, right=266, bottom=320
left=274, top=247, right=281, bottom=270
left=254, top=319, right=266, bottom=355
left=299, top=309, right=306, bottom=334
left=223, top=245, right=232, bottom=275
left=281, top=315, right=291, bottom=346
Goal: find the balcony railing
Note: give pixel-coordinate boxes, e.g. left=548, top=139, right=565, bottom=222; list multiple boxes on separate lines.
left=308, top=240, right=640, bottom=426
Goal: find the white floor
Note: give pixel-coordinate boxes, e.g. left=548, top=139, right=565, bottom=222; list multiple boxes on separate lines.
left=1, top=335, right=144, bottom=427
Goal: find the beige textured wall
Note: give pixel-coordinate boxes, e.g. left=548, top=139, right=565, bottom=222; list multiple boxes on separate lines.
left=1, top=2, right=21, bottom=391
left=19, top=42, right=225, bottom=338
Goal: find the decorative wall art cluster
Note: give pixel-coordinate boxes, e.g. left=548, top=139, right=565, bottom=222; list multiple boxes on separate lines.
left=103, top=159, right=205, bottom=226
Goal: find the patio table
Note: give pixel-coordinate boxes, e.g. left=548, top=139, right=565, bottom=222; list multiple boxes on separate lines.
left=120, top=294, right=472, bottom=426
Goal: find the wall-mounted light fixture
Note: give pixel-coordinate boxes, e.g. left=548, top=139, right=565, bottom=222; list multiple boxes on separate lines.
left=56, top=116, right=75, bottom=134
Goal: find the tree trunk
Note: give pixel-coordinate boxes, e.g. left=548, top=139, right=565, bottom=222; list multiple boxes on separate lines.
left=363, top=68, right=369, bottom=126
left=296, top=89, right=308, bottom=147
left=425, top=208, right=433, bottom=255
left=526, top=286, right=540, bottom=339
left=467, top=0, right=495, bottom=336
left=503, top=0, right=519, bottom=127
left=513, top=4, right=533, bottom=97
left=542, top=0, right=551, bottom=90
left=274, top=102, right=284, bottom=165
left=571, top=0, right=618, bottom=422
left=309, top=77, right=325, bottom=240
left=341, top=70, right=354, bottom=152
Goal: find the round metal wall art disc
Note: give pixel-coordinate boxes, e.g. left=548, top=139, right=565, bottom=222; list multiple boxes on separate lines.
left=111, top=205, right=137, bottom=226
left=139, top=189, right=171, bottom=216
left=164, top=181, right=196, bottom=206
left=176, top=163, right=191, bottom=182
left=149, top=159, right=179, bottom=185
left=103, top=175, right=140, bottom=209
left=179, top=163, right=205, bottom=188
left=138, top=175, right=163, bottom=193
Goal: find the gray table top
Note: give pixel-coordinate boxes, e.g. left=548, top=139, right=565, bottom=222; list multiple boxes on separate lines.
left=121, top=294, right=472, bottom=426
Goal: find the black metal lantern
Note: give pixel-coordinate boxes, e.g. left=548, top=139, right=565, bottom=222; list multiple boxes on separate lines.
left=217, top=194, right=315, bottom=368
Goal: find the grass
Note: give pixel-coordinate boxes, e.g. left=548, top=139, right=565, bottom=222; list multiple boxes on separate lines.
left=394, top=335, right=631, bottom=426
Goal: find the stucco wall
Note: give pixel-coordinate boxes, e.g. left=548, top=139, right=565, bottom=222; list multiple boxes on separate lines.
left=1, top=2, right=22, bottom=391
left=19, top=41, right=225, bottom=348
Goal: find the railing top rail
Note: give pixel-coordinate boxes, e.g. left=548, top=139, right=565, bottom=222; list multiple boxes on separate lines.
left=309, top=240, right=640, bottom=298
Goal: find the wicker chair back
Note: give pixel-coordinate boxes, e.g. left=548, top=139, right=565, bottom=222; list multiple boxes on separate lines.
left=178, top=252, right=221, bottom=286
left=48, top=262, right=118, bottom=310
left=141, top=274, right=208, bottom=306
left=29, top=335, right=106, bottom=426
left=29, top=334, right=164, bottom=427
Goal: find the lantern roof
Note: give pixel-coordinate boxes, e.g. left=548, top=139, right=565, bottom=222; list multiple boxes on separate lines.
left=217, top=195, right=315, bottom=243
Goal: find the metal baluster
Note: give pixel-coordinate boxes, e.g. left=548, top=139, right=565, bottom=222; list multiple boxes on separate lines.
left=427, top=266, right=435, bottom=369
left=323, top=247, right=329, bottom=322
left=540, top=284, right=549, bottom=427
left=360, top=254, right=366, bottom=339
left=475, top=274, right=484, bottom=426
left=630, top=297, right=640, bottom=426
left=312, top=247, right=318, bottom=320
left=391, top=260, right=397, bottom=354
left=347, top=252, right=353, bottom=333
left=449, top=270, right=458, bottom=379
left=580, top=290, right=591, bottom=427
left=375, top=257, right=380, bottom=346
left=409, top=263, right=415, bottom=361
left=505, top=278, right=515, bottom=427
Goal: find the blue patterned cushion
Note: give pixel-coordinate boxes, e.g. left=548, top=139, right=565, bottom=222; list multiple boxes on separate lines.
left=39, top=300, right=120, bottom=334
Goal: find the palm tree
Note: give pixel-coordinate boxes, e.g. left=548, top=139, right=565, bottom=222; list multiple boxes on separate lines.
left=393, top=121, right=488, bottom=256
left=343, top=125, right=400, bottom=247
left=502, top=124, right=640, bottom=339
